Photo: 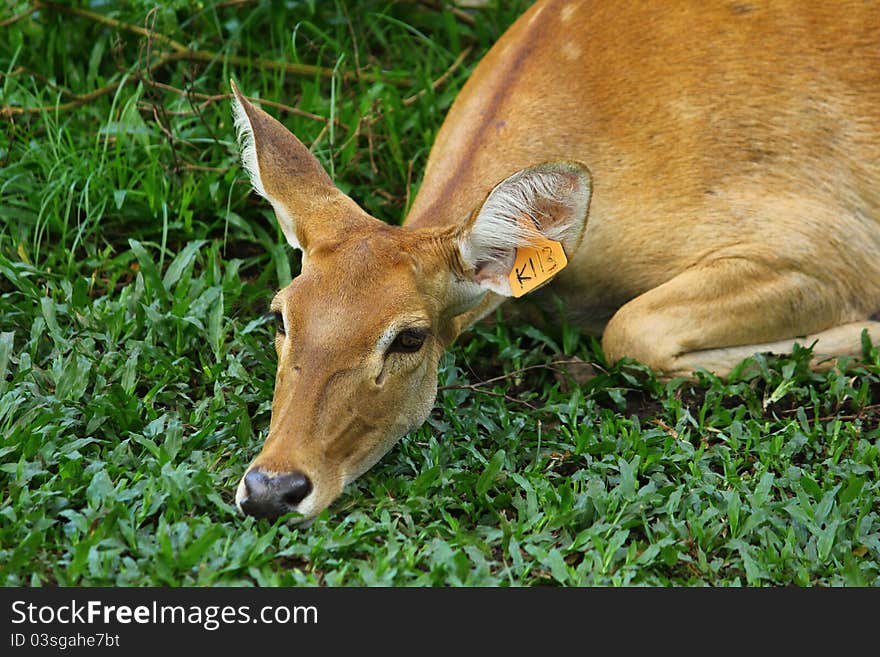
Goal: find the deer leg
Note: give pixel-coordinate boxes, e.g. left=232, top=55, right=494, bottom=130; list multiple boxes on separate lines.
left=601, top=257, right=880, bottom=379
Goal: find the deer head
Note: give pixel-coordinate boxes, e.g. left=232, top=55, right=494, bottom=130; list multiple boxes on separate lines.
left=230, top=81, right=591, bottom=522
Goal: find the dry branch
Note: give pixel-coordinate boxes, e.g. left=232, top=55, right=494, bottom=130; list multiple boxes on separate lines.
left=402, top=46, right=472, bottom=107
left=35, top=0, right=410, bottom=85
left=2, top=0, right=414, bottom=119
left=0, top=5, right=36, bottom=28
left=2, top=1, right=470, bottom=128
left=0, top=53, right=176, bottom=118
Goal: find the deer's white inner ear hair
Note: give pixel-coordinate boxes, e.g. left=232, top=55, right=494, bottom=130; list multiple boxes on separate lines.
left=231, top=91, right=301, bottom=250
left=458, top=166, right=582, bottom=270
left=231, top=93, right=267, bottom=200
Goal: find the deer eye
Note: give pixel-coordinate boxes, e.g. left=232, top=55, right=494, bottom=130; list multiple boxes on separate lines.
left=388, top=328, right=427, bottom=354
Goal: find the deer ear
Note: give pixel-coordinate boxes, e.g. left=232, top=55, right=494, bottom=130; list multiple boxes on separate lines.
left=456, top=162, right=592, bottom=296
left=231, top=80, right=353, bottom=250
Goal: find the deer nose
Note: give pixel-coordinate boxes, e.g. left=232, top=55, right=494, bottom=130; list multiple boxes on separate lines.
left=239, top=469, right=313, bottom=520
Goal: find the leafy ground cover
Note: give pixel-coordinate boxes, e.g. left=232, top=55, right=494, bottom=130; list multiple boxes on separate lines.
left=1, top=1, right=878, bottom=586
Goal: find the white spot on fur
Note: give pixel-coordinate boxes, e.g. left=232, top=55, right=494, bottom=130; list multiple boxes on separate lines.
left=561, top=4, right=577, bottom=22
left=562, top=42, right=581, bottom=60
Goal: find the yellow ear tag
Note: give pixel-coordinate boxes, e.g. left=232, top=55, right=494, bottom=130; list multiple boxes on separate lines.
left=508, top=238, right=568, bottom=298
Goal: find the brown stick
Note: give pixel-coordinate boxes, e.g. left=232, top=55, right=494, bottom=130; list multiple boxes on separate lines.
left=178, top=50, right=409, bottom=86
left=436, top=358, right=599, bottom=410
left=181, top=164, right=232, bottom=173
left=35, top=0, right=410, bottom=86
left=137, top=79, right=340, bottom=126
left=438, top=359, right=594, bottom=392
left=0, top=66, right=80, bottom=99
left=0, top=5, right=36, bottom=28
left=0, top=53, right=174, bottom=118
left=402, top=46, right=473, bottom=106
left=0, top=49, right=369, bottom=119
left=4, top=2, right=467, bottom=121
left=35, top=0, right=189, bottom=53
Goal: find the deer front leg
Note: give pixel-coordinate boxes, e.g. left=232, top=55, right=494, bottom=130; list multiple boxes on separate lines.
left=601, top=257, right=880, bottom=379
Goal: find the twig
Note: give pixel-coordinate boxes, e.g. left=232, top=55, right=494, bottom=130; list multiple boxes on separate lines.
left=373, top=189, right=397, bottom=203
left=142, top=8, right=184, bottom=172
left=439, top=359, right=591, bottom=392
left=215, top=0, right=257, bottom=7
left=2, top=84, right=121, bottom=117
left=340, top=3, right=363, bottom=81
left=404, top=159, right=414, bottom=210
left=308, top=122, right=330, bottom=152
left=181, top=164, right=231, bottom=173
left=447, top=5, right=477, bottom=26
left=0, top=6, right=33, bottom=28
left=181, top=64, right=222, bottom=147
left=440, top=384, right=538, bottom=410
left=254, top=98, right=339, bottom=127
left=778, top=402, right=880, bottom=424
left=34, top=1, right=411, bottom=86
left=365, top=103, right=378, bottom=173
left=0, top=52, right=176, bottom=118
left=178, top=50, right=408, bottom=85
left=335, top=114, right=363, bottom=160
left=0, top=66, right=82, bottom=99
left=437, top=358, right=596, bottom=410
left=0, top=66, right=27, bottom=79
left=4, top=1, right=463, bottom=120
left=335, top=44, right=472, bottom=145
left=0, top=5, right=37, bottom=28
left=138, top=79, right=341, bottom=126
left=36, top=0, right=189, bottom=53
left=402, top=45, right=472, bottom=106
left=413, top=1, right=477, bottom=26
left=0, top=50, right=366, bottom=121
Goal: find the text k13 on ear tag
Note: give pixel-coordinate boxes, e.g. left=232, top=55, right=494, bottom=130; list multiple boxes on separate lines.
left=508, top=237, right=567, bottom=298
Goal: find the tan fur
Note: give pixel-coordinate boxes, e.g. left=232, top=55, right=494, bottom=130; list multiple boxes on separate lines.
left=234, top=0, right=880, bottom=521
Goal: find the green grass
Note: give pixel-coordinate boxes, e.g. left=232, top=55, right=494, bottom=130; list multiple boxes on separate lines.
left=1, top=1, right=879, bottom=586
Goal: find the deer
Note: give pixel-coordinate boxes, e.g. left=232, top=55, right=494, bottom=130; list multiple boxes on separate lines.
left=230, top=0, right=880, bottom=523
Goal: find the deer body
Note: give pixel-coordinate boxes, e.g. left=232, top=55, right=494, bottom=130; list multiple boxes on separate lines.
left=409, top=0, right=880, bottom=356
left=232, top=0, right=880, bottom=522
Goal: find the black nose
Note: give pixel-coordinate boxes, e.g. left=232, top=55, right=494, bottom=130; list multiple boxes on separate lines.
left=240, top=469, right=313, bottom=520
